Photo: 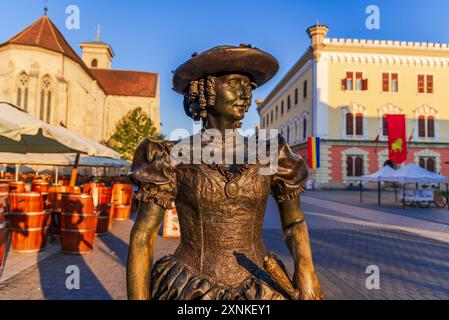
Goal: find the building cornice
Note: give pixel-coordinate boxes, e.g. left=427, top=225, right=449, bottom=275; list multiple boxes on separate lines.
left=325, top=38, right=449, bottom=52
left=323, top=51, right=449, bottom=67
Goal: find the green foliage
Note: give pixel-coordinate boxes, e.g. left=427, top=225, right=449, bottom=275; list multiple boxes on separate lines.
left=106, top=107, right=164, bottom=161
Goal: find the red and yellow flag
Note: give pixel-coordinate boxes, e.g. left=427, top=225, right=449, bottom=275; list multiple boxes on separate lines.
left=387, top=114, right=407, bottom=164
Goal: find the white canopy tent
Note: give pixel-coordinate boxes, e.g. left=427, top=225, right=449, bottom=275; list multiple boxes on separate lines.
left=360, top=165, right=397, bottom=205
left=388, top=164, right=448, bottom=184
left=360, top=163, right=448, bottom=208
left=361, top=166, right=396, bottom=182
left=0, top=102, right=121, bottom=184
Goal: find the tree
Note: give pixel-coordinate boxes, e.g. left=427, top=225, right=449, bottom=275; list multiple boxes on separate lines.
left=106, top=107, right=163, bottom=161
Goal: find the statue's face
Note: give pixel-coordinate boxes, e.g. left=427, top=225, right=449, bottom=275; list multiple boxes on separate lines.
left=211, top=74, right=253, bottom=122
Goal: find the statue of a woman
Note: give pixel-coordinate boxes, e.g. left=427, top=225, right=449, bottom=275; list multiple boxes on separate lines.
left=127, top=45, right=323, bottom=300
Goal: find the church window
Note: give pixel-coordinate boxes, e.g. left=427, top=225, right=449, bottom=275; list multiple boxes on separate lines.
left=16, top=73, right=29, bottom=111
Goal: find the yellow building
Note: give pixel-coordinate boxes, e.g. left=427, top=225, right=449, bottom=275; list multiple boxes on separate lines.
left=0, top=14, right=161, bottom=143
left=258, top=25, right=449, bottom=188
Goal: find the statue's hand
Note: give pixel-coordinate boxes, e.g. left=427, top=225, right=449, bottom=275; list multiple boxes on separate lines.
left=295, top=270, right=324, bottom=300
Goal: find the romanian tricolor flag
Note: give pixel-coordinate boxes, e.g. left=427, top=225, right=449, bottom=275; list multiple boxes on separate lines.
left=307, top=137, right=320, bottom=170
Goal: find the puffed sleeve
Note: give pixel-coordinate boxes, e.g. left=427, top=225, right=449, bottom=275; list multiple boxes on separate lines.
left=271, top=135, right=310, bottom=202
left=128, top=138, right=177, bottom=210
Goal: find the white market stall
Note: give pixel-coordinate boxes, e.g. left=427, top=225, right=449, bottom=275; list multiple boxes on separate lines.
left=361, top=163, right=448, bottom=209
left=388, top=164, right=448, bottom=208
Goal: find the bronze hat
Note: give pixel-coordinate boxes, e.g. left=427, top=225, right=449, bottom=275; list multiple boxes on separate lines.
left=172, top=45, right=279, bottom=94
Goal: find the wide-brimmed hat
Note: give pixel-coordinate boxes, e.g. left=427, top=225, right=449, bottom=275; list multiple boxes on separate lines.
left=172, top=45, right=279, bottom=94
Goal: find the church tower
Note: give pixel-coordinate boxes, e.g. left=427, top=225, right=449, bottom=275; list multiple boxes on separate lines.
left=80, top=25, right=115, bottom=69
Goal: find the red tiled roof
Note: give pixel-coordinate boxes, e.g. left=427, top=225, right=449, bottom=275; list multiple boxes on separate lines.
left=0, top=15, right=107, bottom=92
left=90, top=69, right=158, bottom=97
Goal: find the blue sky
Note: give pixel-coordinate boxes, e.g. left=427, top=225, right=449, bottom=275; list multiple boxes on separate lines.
left=2, top=0, right=449, bottom=136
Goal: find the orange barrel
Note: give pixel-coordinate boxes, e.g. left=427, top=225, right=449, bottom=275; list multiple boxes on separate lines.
left=0, top=192, right=7, bottom=210
left=61, top=193, right=94, bottom=214
left=8, top=193, right=49, bottom=253
left=31, top=180, right=50, bottom=195
left=9, top=182, right=25, bottom=193
left=0, top=183, right=9, bottom=193
left=96, top=204, right=113, bottom=236
left=8, top=193, right=44, bottom=213
left=82, top=182, right=105, bottom=194
left=112, top=184, right=133, bottom=206
left=60, top=194, right=98, bottom=255
left=92, top=187, right=112, bottom=211
left=112, top=204, right=132, bottom=221
left=0, top=207, right=8, bottom=277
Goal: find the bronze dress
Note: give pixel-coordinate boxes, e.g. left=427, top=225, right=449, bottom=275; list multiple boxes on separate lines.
left=130, top=134, right=309, bottom=300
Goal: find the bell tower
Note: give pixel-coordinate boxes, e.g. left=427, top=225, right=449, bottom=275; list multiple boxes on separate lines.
left=80, top=25, right=115, bottom=69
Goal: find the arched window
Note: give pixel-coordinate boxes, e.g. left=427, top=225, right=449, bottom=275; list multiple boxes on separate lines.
left=39, top=76, right=52, bottom=123
left=91, top=59, right=98, bottom=68
left=382, top=115, right=388, bottom=136
left=295, top=122, right=298, bottom=143
left=355, top=113, right=364, bottom=136
left=287, top=126, right=290, bottom=144
left=347, top=156, right=364, bottom=177
left=346, top=112, right=354, bottom=135
left=16, top=73, right=29, bottom=111
left=414, top=105, right=438, bottom=140
left=427, top=116, right=435, bottom=138
left=39, top=90, right=45, bottom=121
left=347, top=156, right=354, bottom=177
left=354, top=157, right=364, bottom=176
left=303, top=117, right=307, bottom=141
left=427, top=158, right=435, bottom=173
left=418, top=116, right=426, bottom=137
left=46, top=91, right=52, bottom=123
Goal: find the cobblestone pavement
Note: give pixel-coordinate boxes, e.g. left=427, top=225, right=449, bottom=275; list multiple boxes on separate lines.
left=1, top=192, right=448, bottom=300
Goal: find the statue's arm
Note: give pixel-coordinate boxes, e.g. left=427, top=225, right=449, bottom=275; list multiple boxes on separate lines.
left=277, top=196, right=324, bottom=300
left=127, top=200, right=165, bottom=300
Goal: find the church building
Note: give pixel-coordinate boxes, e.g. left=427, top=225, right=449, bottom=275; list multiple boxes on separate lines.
left=0, top=14, right=160, bottom=143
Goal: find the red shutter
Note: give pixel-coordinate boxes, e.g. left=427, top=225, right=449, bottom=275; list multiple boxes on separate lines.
left=341, top=79, right=347, bottom=91
left=392, top=73, right=399, bottom=92
left=382, top=73, right=390, bottom=92
left=419, top=158, right=426, bottom=169
left=418, top=116, right=426, bottom=137
left=427, top=75, right=434, bottom=93
left=346, top=113, right=354, bottom=135
left=355, top=157, right=364, bottom=177
left=362, top=79, right=368, bottom=91
left=382, top=115, right=388, bottom=136
left=356, top=113, right=364, bottom=135
left=347, top=156, right=354, bottom=177
left=427, top=116, right=435, bottom=138
left=427, top=158, right=435, bottom=173
left=418, top=75, right=425, bottom=93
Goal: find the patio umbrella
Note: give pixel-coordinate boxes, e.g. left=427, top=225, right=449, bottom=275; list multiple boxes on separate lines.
left=0, top=102, right=121, bottom=185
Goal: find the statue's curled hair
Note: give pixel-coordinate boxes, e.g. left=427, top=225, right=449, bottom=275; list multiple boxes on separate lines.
left=183, top=76, right=217, bottom=122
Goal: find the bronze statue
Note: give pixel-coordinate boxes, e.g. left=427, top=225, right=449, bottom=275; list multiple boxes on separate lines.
left=127, top=45, right=323, bottom=300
